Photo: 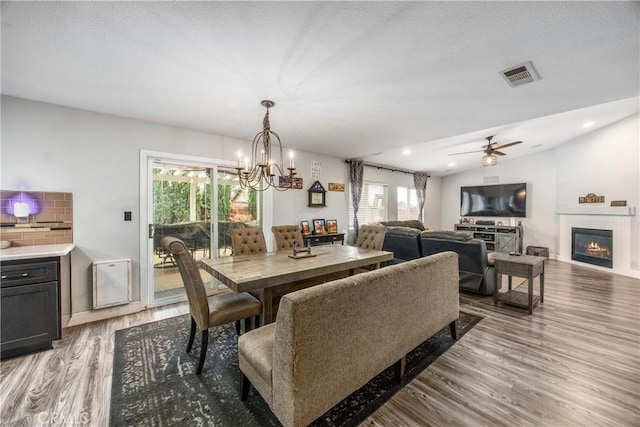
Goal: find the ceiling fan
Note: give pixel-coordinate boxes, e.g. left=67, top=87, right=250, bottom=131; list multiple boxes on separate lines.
left=449, top=135, right=523, bottom=166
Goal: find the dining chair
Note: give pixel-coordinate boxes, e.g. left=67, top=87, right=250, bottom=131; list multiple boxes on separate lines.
left=355, top=225, right=387, bottom=270
left=161, top=236, right=261, bottom=374
left=271, top=224, right=305, bottom=252
left=231, top=227, right=268, bottom=255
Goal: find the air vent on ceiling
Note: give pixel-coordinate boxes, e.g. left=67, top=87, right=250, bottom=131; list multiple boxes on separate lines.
left=483, top=175, right=499, bottom=184
left=500, top=61, right=540, bottom=88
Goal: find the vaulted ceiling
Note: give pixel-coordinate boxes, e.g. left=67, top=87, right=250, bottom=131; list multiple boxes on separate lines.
left=2, top=1, right=638, bottom=176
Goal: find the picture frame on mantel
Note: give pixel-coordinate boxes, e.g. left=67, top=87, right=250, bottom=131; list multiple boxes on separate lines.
left=326, top=219, right=338, bottom=234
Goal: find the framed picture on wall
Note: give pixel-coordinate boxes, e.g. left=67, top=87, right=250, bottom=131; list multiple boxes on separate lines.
left=326, top=219, right=338, bottom=234
left=300, top=220, right=311, bottom=236
left=312, top=219, right=326, bottom=234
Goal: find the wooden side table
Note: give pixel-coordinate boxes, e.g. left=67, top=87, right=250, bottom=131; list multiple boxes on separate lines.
left=492, top=253, right=545, bottom=314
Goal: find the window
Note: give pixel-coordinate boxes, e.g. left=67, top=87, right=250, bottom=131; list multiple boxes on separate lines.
left=349, top=181, right=388, bottom=228
left=397, top=186, right=419, bottom=221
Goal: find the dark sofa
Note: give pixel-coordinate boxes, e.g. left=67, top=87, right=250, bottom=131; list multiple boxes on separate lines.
left=381, top=226, right=423, bottom=265
left=420, top=231, right=496, bottom=296
left=380, top=222, right=497, bottom=296
left=379, top=220, right=426, bottom=231
left=379, top=220, right=426, bottom=266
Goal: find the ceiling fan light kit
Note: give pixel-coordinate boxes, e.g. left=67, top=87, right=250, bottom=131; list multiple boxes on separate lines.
left=482, top=153, right=498, bottom=167
left=450, top=135, right=523, bottom=167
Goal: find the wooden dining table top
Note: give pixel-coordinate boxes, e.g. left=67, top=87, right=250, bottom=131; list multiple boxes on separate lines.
left=199, top=244, right=393, bottom=293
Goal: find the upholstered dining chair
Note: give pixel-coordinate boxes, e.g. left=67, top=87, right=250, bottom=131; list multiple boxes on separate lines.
left=355, top=224, right=388, bottom=270
left=231, top=227, right=268, bottom=255
left=271, top=224, right=305, bottom=252
left=161, top=236, right=261, bottom=374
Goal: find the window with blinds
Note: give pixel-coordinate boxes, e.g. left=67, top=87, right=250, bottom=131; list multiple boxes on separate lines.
left=349, top=181, right=388, bottom=229
left=397, top=186, right=419, bottom=220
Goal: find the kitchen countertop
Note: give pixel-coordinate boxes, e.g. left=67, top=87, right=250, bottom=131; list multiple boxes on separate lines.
left=0, top=243, right=76, bottom=261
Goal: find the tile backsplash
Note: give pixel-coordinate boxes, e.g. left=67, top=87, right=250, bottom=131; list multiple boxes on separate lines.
left=0, top=190, right=73, bottom=247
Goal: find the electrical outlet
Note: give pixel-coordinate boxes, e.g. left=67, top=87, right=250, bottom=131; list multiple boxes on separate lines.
left=124, top=211, right=132, bottom=221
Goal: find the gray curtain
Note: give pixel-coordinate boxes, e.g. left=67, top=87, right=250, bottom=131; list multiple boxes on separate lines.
left=349, top=160, right=364, bottom=243
left=414, top=172, right=429, bottom=222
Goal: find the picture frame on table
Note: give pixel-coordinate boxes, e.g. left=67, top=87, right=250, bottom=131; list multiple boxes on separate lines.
left=326, top=219, right=338, bottom=234
left=300, top=220, right=311, bottom=236
left=312, top=219, right=326, bottom=234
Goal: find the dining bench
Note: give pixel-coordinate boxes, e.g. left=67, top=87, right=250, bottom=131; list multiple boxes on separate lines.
left=238, top=251, right=460, bottom=427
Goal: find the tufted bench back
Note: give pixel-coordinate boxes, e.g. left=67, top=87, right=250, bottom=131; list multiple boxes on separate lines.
left=271, top=225, right=305, bottom=252
left=355, top=225, right=387, bottom=251
left=231, top=227, right=268, bottom=255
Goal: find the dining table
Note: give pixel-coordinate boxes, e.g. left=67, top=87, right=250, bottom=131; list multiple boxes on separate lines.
left=199, top=244, right=393, bottom=325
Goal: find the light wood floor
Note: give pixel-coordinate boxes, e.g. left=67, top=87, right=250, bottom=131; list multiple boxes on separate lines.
left=1, top=260, right=638, bottom=426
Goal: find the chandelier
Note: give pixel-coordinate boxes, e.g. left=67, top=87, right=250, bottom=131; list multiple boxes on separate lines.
left=236, top=100, right=296, bottom=191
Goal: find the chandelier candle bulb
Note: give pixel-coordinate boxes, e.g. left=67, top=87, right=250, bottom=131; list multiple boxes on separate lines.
left=289, top=151, right=295, bottom=168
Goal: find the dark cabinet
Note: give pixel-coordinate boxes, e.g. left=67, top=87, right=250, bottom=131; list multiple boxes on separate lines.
left=303, top=233, right=345, bottom=247
left=1, top=258, right=61, bottom=360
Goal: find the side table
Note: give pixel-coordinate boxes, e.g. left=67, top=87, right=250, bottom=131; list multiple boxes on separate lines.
left=303, top=233, right=345, bottom=246
left=492, top=253, right=545, bottom=314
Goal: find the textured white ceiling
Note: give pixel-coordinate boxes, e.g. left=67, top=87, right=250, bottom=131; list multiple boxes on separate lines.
left=2, top=1, right=638, bottom=176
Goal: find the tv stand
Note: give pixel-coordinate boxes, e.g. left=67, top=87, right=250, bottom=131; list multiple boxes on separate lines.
left=454, top=224, right=523, bottom=253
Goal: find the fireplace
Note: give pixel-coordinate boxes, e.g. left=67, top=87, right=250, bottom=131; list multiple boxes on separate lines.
left=571, top=227, right=613, bottom=268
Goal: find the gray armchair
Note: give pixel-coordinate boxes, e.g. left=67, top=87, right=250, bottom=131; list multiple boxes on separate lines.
left=420, top=231, right=497, bottom=296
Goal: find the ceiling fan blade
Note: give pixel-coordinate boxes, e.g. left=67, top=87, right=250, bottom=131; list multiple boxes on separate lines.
left=449, top=149, right=484, bottom=156
left=492, top=141, right=522, bottom=150
left=493, top=151, right=507, bottom=156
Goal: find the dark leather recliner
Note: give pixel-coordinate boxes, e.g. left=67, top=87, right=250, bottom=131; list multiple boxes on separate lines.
left=420, top=231, right=497, bottom=296
left=381, top=226, right=423, bottom=266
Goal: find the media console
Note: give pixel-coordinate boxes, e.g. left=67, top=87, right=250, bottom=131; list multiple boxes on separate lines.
left=454, top=224, right=523, bottom=254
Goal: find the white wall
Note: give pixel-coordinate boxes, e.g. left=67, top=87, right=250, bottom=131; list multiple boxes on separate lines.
left=441, top=113, right=639, bottom=274
left=272, top=152, right=350, bottom=242
left=441, top=150, right=558, bottom=251
left=0, top=96, right=349, bottom=317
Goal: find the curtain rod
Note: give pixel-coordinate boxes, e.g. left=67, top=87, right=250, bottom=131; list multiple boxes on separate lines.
left=344, top=160, right=430, bottom=177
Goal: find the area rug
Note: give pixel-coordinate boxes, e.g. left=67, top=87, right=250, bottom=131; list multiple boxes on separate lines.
left=110, top=311, right=482, bottom=426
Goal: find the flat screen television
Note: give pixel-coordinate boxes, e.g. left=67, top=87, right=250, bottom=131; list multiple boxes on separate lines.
left=460, top=183, right=527, bottom=217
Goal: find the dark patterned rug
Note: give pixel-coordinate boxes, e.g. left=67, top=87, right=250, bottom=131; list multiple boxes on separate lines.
left=110, top=311, right=482, bottom=426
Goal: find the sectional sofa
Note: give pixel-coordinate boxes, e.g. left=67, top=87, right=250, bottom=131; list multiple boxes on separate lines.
left=380, top=221, right=497, bottom=296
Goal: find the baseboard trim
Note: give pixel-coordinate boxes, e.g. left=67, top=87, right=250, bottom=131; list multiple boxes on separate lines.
left=65, top=302, right=146, bottom=327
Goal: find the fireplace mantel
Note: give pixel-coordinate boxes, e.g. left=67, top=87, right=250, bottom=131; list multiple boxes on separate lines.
left=556, top=205, right=636, bottom=216
left=557, top=204, right=637, bottom=278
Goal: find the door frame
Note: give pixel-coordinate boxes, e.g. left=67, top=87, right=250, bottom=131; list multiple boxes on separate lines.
left=139, top=149, right=274, bottom=308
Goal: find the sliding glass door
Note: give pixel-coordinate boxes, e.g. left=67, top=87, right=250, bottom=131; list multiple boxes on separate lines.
left=144, top=154, right=262, bottom=307
left=150, top=161, right=214, bottom=302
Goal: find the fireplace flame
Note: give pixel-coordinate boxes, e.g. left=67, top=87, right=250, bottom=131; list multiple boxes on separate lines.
left=585, top=241, right=611, bottom=258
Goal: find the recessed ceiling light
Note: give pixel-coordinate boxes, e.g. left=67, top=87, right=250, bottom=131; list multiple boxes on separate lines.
left=582, top=121, right=595, bottom=128
left=402, top=149, right=411, bottom=155
left=448, top=162, right=456, bottom=167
